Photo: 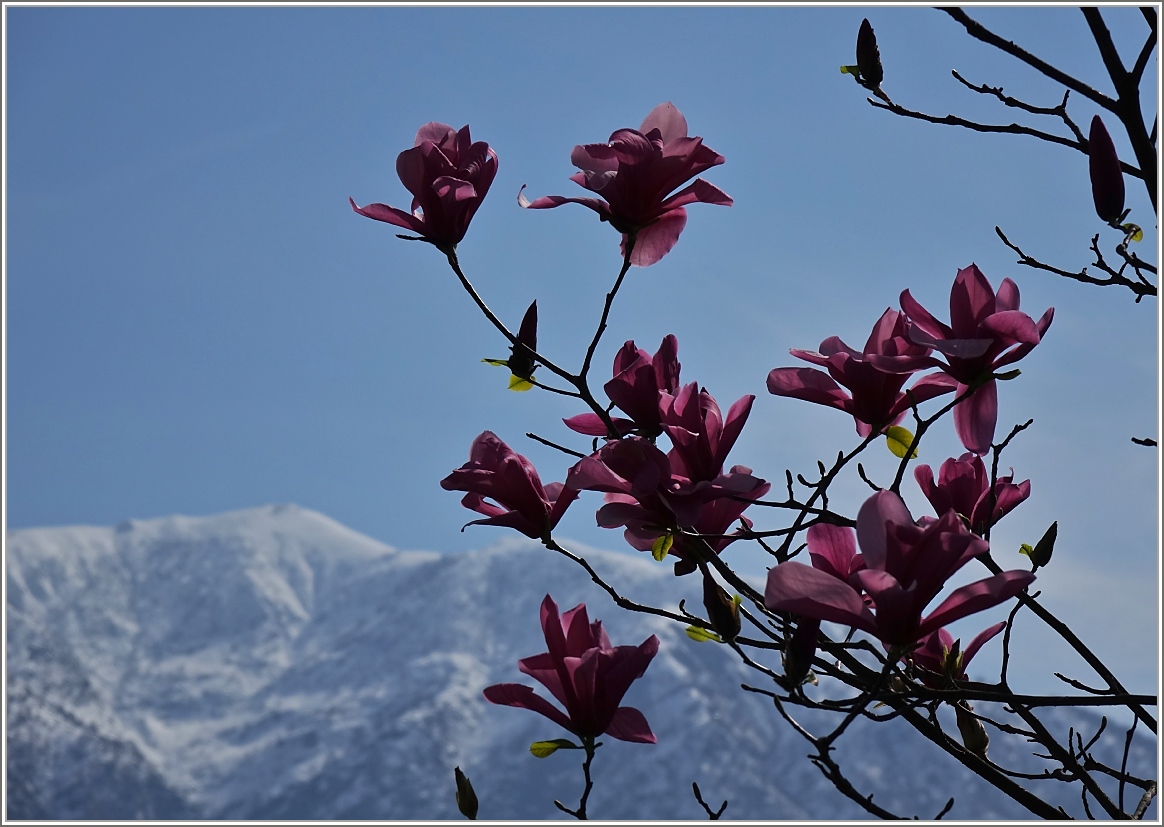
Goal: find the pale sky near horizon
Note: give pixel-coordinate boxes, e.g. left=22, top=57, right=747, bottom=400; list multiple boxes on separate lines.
left=5, top=5, right=1160, bottom=695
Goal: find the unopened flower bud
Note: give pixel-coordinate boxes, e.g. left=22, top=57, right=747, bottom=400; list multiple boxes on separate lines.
left=1089, top=116, right=1125, bottom=224
left=856, top=19, right=884, bottom=87
left=702, top=572, right=741, bottom=643
left=1020, top=521, right=1057, bottom=571
left=955, top=702, right=990, bottom=758
left=782, top=616, right=821, bottom=687
left=454, top=766, right=479, bottom=820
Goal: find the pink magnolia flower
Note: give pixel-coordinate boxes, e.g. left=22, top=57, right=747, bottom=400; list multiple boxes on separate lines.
left=566, top=437, right=768, bottom=573
left=484, top=595, right=659, bottom=743
left=520, top=103, right=732, bottom=266
left=915, top=453, right=1030, bottom=536
left=765, top=490, right=1035, bottom=649
left=767, top=308, right=957, bottom=437
left=659, top=384, right=754, bottom=484
left=440, top=431, right=577, bottom=542
left=908, top=622, right=1005, bottom=688
left=873, top=265, right=1054, bottom=455
left=564, top=335, right=682, bottom=438
left=350, top=123, right=498, bottom=249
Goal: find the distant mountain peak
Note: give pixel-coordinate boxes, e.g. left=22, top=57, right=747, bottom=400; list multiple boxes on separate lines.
left=7, top=506, right=1155, bottom=820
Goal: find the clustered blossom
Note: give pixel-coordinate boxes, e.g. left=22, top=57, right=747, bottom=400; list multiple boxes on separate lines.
left=766, top=308, right=957, bottom=438
left=521, top=103, right=732, bottom=266
left=350, top=122, right=498, bottom=249
left=876, top=264, right=1054, bottom=455
left=564, top=335, right=681, bottom=438
left=769, top=265, right=1052, bottom=456
left=915, top=452, right=1030, bottom=536
left=565, top=368, right=769, bottom=574
left=483, top=595, right=659, bottom=743
left=765, top=490, right=1035, bottom=649
left=440, top=431, right=577, bottom=542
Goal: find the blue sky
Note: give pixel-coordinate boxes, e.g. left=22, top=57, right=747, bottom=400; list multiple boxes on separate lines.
left=5, top=5, right=1159, bottom=694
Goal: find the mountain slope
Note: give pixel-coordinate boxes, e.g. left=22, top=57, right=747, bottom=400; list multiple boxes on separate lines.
left=6, top=505, right=1156, bottom=820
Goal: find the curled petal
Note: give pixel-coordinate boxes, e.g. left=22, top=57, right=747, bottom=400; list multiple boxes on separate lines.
left=962, top=621, right=1007, bottom=669
left=348, top=198, right=425, bottom=235
left=918, top=570, right=1036, bottom=638
left=483, top=683, right=575, bottom=734
left=766, top=367, right=851, bottom=410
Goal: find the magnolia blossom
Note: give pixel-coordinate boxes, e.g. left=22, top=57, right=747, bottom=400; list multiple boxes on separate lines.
left=440, top=431, right=577, bottom=541
left=564, top=335, right=681, bottom=438
left=566, top=437, right=768, bottom=573
left=350, top=122, right=497, bottom=249
left=483, top=595, right=659, bottom=743
left=767, top=308, right=957, bottom=437
left=660, top=384, right=754, bottom=484
left=765, top=490, right=1035, bottom=648
left=915, top=453, right=1030, bottom=535
left=872, top=265, right=1053, bottom=455
left=520, top=103, right=732, bottom=266
left=908, top=623, right=1005, bottom=688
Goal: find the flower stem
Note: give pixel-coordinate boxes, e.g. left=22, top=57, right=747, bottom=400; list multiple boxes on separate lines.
left=553, top=737, right=599, bottom=820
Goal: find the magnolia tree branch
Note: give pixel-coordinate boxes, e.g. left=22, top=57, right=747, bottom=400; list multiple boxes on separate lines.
left=1081, top=7, right=1158, bottom=207
left=691, top=782, right=728, bottom=820
left=995, top=227, right=1157, bottom=301
left=938, top=6, right=1118, bottom=111
left=420, top=57, right=1157, bottom=814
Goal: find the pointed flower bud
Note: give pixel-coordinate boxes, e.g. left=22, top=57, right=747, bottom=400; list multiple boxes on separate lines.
left=1020, top=521, right=1057, bottom=570
left=856, top=19, right=884, bottom=87
left=454, top=766, right=479, bottom=820
left=782, top=616, right=821, bottom=687
left=702, top=572, right=741, bottom=643
left=483, top=301, right=539, bottom=391
left=955, top=702, right=990, bottom=758
left=1089, top=115, right=1125, bottom=224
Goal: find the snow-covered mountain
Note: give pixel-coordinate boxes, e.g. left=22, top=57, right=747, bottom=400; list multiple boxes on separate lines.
left=6, top=505, right=1156, bottom=820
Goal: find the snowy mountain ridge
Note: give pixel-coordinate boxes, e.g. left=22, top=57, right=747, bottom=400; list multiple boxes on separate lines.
left=6, top=504, right=1156, bottom=820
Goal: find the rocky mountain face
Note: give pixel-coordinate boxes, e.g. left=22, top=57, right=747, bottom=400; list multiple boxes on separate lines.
left=6, top=505, right=1156, bottom=820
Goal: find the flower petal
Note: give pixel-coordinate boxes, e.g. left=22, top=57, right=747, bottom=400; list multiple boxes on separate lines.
left=765, top=561, right=877, bottom=633
left=640, top=101, right=688, bottom=143
left=953, top=379, right=998, bottom=456
left=483, top=683, right=576, bottom=734
left=856, top=490, right=914, bottom=571
left=604, top=706, right=657, bottom=743
left=918, top=570, right=1036, bottom=638
left=628, top=208, right=687, bottom=266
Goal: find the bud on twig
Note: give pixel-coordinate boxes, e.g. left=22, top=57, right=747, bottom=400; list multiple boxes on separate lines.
left=454, top=766, right=479, bottom=820
left=955, top=702, right=990, bottom=758
left=782, top=616, right=821, bottom=687
left=856, top=18, right=884, bottom=87
left=702, top=572, right=741, bottom=643
left=1020, top=521, right=1057, bottom=571
left=1089, top=116, right=1125, bottom=224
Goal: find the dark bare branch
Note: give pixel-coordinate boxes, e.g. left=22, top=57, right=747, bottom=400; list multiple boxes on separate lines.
left=939, top=7, right=1119, bottom=111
